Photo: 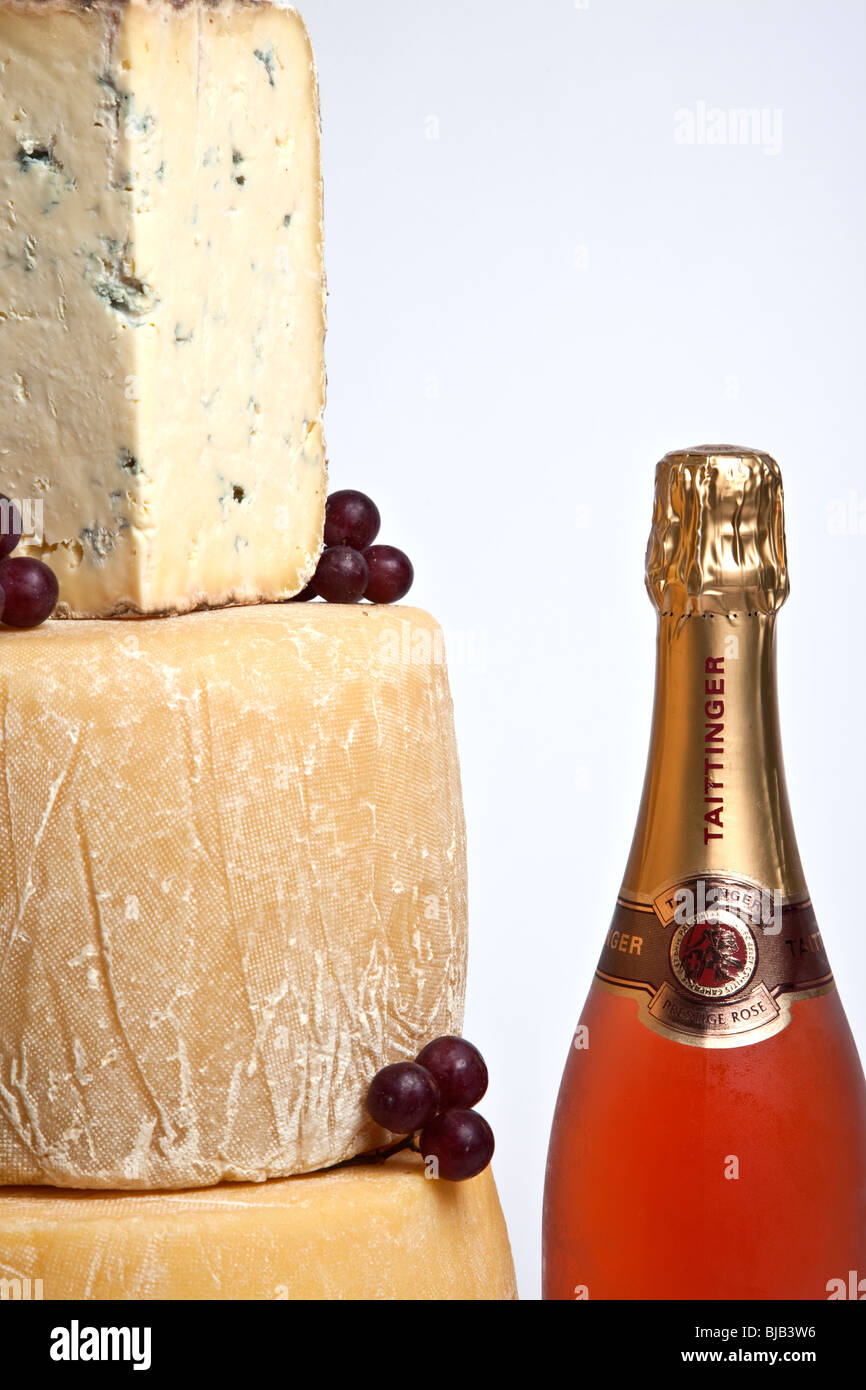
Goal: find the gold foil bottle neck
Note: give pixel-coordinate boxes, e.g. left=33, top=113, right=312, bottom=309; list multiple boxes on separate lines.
left=646, top=445, right=789, bottom=615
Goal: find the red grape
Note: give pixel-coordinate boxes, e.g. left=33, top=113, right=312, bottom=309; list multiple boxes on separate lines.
left=0, top=557, right=59, bottom=628
left=419, top=1108, right=495, bottom=1182
left=416, top=1036, right=488, bottom=1110
left=312, top=546, right=368, bottom=603
left=366, top=1062, right=440, bottom=1134
left=363, top=545, right=413, bottom=604
left=324, top=490, right=381, bottom=550
left=0, top=495, right=22, bottom=559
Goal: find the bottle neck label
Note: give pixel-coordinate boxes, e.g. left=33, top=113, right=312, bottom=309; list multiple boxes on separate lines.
left=621, top=614, right=807, bottom=901
left=596, top=874, right=834, bottom=1048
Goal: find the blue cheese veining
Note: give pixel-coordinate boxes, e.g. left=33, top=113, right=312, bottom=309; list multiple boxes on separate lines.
left=0, top=0, right=327, bottom=616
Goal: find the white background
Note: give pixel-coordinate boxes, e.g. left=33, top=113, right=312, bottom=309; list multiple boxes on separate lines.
left=301, top=0, right=866, bottom=1299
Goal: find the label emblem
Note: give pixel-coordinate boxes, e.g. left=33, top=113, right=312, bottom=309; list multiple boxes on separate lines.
left=669, top=910, right=756, bottom=999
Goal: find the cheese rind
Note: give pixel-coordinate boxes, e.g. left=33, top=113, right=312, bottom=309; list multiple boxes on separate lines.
left=0, top=1157, right=517, bottom=1300
left=0, top=604, right=467, bottom=1188
left=0, top=0, right=326, bottom=616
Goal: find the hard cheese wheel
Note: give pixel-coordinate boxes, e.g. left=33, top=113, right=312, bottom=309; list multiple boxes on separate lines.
left=0, top=605, right=466, bottom=1188
left=0, top=1158, right=517, bottom=1300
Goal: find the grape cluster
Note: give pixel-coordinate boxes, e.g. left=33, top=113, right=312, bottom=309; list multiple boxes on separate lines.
left=293, top=490, right=414, bottom=605
left=0, top=496, right=59, bottom=629
left=366, top=1035, right=494, bottom=1182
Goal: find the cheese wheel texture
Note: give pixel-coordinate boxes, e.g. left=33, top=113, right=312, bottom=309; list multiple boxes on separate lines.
left=0, top=0, right=327, bottom=616
left=0, top=1157, right=518, bottom=1300
left=0, top=604, right=467, bottom=1188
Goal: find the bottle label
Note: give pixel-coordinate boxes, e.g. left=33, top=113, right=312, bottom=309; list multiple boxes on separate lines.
left=595, top=875, right=834, bottom=1048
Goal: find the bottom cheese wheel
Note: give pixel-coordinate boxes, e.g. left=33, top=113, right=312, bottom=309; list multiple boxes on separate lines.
left=0, top=1156, right=517, bottom=1301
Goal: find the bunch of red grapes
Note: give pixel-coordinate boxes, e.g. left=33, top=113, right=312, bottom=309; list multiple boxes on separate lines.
left=0, top=496, right=58, bottom=629
left=294, top=489, right=413, bottom=604
left=366, top=1036, right=494, bottom=1182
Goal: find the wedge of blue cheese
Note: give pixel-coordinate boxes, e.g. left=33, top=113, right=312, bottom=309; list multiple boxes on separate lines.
left=0, top=0, right=326, bottom=616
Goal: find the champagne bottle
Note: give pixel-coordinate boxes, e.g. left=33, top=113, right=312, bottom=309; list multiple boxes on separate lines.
left=543, top=446, right=866, bottom=1300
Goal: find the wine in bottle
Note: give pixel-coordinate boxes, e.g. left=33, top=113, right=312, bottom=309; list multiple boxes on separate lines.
left=543, top=446, right=866, bottom=1300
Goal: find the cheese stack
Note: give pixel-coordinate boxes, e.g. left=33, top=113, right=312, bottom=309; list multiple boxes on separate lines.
left=0, top=0, right=516, bottom=1299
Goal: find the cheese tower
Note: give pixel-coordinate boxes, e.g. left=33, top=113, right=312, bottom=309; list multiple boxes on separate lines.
left=0, top=1, right=517, bottom=1299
